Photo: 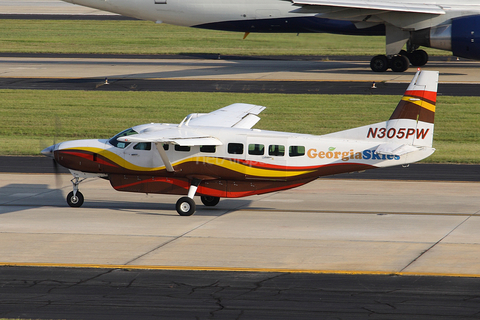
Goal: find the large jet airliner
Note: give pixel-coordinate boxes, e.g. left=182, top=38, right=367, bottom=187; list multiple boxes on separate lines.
left=62, top=0, right=480, bottom=72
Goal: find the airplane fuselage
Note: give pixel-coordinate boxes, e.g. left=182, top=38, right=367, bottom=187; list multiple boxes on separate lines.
left=64, top=0, right=480, bottom=34
left=54, top=123, right=433, bottom=198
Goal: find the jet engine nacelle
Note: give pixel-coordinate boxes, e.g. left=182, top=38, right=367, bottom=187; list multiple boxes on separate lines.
left=411, top=15, right=480, bottom=60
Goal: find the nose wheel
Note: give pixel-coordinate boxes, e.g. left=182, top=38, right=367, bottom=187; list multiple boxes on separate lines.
left=67, top=176, right=86, bottom=207
left=67, top=190, right=84, bottom=207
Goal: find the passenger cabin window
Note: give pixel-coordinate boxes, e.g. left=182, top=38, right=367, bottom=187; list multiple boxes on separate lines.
left=200, top=145, right=216, bottom=153
left=289, top=146, right=305, bottom=157
left=248, top=144, right=264, bottom=155
left=109, top=128, right=137, bottom=149
left=133, top=142, right=151, bottom=151
left=175, top=145, right=191, bottom=152
left=163, top=144, right=169, bottom=151
left=269, top=145, right=285, bottom=156
left=228, top=143, right=244, bottom=155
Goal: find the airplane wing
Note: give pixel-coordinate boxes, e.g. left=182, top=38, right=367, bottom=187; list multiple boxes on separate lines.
left=118, top=127, right=222, bottom=146
left=119, top=102, right=267, bottom=148
left=186, top=103, right=266, bottom=129
left=290, top=0, right=446, bottom=14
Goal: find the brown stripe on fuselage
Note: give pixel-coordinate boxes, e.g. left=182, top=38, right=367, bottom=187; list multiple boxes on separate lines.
left=389, top=100, right=435, bottom=124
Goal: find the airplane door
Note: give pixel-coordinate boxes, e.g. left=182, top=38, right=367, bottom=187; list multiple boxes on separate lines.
left=123, top=142, right=160, bottom=170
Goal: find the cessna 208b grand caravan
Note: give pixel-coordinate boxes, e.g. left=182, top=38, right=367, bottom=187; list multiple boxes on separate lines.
left=63, top=0, right=480, bottom=72
left=42, top=70, right=438, bottom=215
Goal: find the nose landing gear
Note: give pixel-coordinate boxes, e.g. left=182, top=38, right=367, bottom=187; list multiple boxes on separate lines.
left=66, top=176, right=85, bottom=207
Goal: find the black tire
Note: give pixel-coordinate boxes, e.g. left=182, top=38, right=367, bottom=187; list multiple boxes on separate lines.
left=390, top=55, right=410, bottom=72
left=370, top=55, right=389, bottom=72
left=409, top=50, right=429, bottom=67
left=67, top=191, right=84, bottom=207
left=176, top=197, right=196, bottom=216
left=201, top=196, right=220, bottom=207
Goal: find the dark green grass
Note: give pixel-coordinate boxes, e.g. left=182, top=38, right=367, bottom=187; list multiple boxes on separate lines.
left=0, top=20, right=449, bottom=57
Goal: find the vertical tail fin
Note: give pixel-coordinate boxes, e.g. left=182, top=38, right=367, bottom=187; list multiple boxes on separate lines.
left=372, top=70, right=438, bottom=156
left=387, top=70, right=438, bottom=147
left=321, top=70, right=439, bottom=158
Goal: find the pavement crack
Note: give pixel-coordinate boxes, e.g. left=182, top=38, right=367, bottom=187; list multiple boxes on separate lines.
left=399, top=214, right=475, bottom=273
left=47, top=268, right=115, bottom=293
left=124, top=212, right=230, bottom=265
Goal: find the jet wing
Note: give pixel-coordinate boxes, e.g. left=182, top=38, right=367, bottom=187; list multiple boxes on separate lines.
left=291, top=0, right=446, bottom=14
left=117, top=127, right=222, bottom=146
left=186, top=103, right=266, bottom=129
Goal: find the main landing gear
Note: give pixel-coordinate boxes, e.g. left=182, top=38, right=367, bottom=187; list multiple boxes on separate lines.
left=370, top=50, right=428, bottom=72
left=66, top=176, right=85, bottom=207
left=175, top=179, right=221, bottom=216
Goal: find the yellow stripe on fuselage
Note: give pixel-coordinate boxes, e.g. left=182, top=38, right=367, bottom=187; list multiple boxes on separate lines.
left=62, top=148, right=315, bottom=178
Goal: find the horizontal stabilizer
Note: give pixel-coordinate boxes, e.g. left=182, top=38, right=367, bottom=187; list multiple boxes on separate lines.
left=375, top=143, right=419, bottom=156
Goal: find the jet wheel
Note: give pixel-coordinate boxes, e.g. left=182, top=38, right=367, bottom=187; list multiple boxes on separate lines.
left=201, top=196, right=220, bottom=207
left=370, top=55, right=389, bottom=72
left=67, top=191, right=84, bottom=207
left=390, top=55, right=410, bottom=72
left=409, top=50, right=428, bottom=67
left=176, top=197, right=196, bottom=216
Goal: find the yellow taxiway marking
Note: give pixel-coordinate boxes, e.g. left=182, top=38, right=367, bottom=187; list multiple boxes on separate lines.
left=1, top=262, right=480, bottom=278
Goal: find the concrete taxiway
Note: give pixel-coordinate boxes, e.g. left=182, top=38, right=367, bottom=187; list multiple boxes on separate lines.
left=1, top=173, right=480, bottom=277
left=1, top=55, right=480, bottom=83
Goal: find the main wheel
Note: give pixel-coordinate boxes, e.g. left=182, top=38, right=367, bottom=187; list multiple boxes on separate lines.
left=370, top=55, right=389, bottom=72
left=409, top=50, right=428, bottom=67
left=67, top=191, right=84, bottom=207
left=390, top=55, right=410, bottom=72
left=176, top=197, right=196, bottom=216
left=201, top=196, right=220, bottom=207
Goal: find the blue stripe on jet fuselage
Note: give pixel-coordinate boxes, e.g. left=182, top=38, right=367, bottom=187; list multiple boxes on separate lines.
left=193, top=17, right=385, bottom=36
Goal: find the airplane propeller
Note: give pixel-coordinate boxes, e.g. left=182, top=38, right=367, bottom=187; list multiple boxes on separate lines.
left=40, top=116, right=63, bottom=188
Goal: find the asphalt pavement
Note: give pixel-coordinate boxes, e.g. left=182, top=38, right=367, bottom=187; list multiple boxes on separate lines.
left=2, top=266, right=480, bottom=320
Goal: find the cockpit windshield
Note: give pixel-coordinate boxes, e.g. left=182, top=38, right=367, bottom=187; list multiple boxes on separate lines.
left=108, top=128, right=138, bottom=149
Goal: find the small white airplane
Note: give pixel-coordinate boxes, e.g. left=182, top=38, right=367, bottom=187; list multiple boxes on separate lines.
left=42, top=69, right=438, bottom=215
left=62, top=0, right=479, bottom=72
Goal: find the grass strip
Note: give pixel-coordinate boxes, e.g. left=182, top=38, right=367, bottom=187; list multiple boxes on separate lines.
left=0, top=90, right=477, bottom=163
left=0, top=20, right=449, bottom=57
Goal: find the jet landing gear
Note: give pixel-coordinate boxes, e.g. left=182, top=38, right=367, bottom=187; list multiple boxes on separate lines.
left=370, top=54, right=409, bottom=72
left=175, top=179, right=221, bottom=216
left=66, top=176, right=85, bottom=207
left=370, top=50, right=428, bottom=72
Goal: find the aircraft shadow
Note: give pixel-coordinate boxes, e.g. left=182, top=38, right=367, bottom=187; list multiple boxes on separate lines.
left=0, top=182, right=254, bottom=217
left=0, top=183, right=65, bottom=215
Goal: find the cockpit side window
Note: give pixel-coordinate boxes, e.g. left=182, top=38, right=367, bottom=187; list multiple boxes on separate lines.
left=133, top=142, right=152, bottom=151
left=108, top=128, right=138, bottom=149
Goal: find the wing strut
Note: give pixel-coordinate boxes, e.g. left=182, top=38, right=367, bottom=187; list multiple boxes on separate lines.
left=155, top=143, right=174, bottom=172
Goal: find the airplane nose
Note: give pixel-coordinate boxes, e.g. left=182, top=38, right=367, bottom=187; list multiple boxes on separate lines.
left=41, top=144, right=56, bottom=158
